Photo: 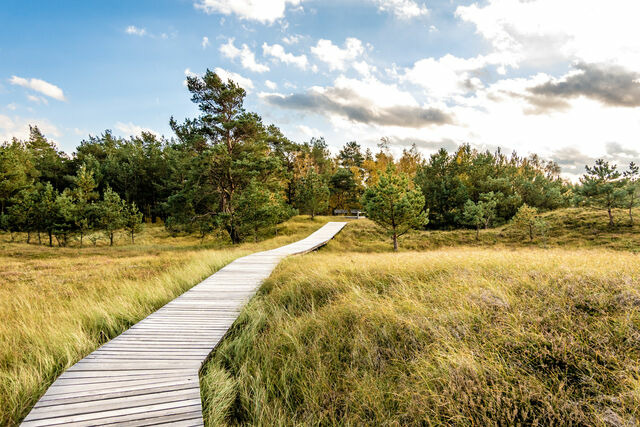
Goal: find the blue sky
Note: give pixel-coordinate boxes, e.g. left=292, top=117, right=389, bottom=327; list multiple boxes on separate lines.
left=2, top=0, right=640, bottom=178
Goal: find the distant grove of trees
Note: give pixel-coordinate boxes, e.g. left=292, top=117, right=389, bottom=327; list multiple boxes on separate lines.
left=1, top=69, right=638, bottom=247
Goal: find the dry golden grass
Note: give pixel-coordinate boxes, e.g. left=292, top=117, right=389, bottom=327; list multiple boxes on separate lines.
left=0, top=215, right=333, bottom=426
left=202, top=230, right=640, bottom=425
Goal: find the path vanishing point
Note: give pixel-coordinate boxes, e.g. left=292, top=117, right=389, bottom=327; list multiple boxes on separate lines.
left=22, top=222, right=347, bottom=426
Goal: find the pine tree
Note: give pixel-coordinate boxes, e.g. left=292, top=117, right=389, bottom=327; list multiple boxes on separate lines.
left=362, top=166, right=427, bottom=251
left=512, top=204, right=538, bottom=241
left=97, top=187, right=125, bottom=246
left=123, top=202, right=143, bottom=244
left=580, top=159, right=626, bottom=227
left=72, top=165, right=99, bottom=246
left=296, top=170, right=329, bottom=219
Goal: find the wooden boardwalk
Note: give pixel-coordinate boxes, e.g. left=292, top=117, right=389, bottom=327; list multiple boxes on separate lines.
left=22, top=222, right=347, bottom=426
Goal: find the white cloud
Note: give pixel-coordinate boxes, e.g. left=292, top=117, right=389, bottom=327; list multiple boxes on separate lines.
left=6, top=104, right=17, bottom=111
left=298, top=124, right=322, bottom=138
left=262, top=42, right=308, bottom=69
left=265, top=80, right=278, bottom=90
left=374, top=0, right=428, bottom=19
left=115, top=121, right=158, bottom=137
left=401, top=54, right=496, bottom=99
left=125, top=25, right=147, bottom=36
left=456, top=0, right=640, bottom=71
left=220, top=38, right=269, bottom=73
left=0, top=114, right=62, bottom=142
left=183, top=67, right=254, bottom=91
left=282, top=34, right=301, bottom=45
left=194, top=0, right=304, bottom=24
left=353, top=60, right=376, bottom=78
left=201, top=36, right=210, bottom=49
left=9, top=76, right=66, bottom=101
left=214, top=67, right=254, bottom=90
left=311, top=38, right=364, bottom=71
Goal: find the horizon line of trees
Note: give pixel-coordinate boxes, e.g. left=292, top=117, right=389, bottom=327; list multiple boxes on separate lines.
left=1, top=69, right=638, bottom=248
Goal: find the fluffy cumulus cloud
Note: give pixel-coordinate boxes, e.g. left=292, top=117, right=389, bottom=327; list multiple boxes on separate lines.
left=456, top=0, right=640, bottom=71
left=213, top=67, right=254, bottom=90
left=262, top=42, right=309, bottom=70
left=261, top=75, right=452, bottom=128
left=220, top=38, right=269, bottom=73
left=201, top=36, right=210, bottom=49
left=374, top=0, right=428, bottom=19
left=9, top=76, right=66, bottom=101
left=311, top=38, right=364, bottom=71
left=401, top=54, right=505, bottom=99
left=194, top=0, right=304, bottom=24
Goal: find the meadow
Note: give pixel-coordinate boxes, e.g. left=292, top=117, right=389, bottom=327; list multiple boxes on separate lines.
left=0, top=216, right=332, bottom=426
left=2, top=208, right=640, bottom=425
left=200, top=208, right=640, bottom=425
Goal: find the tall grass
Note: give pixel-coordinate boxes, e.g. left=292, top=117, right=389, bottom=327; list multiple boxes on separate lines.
left=202, top=248, right=640, bottom=425
left=0, top=215, right=332, bottom=426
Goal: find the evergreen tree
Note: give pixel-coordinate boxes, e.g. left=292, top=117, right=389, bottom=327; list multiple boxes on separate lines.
left=0, top=139, right=37, bottom=215
left=97, top=187, right=126, bottom=246
left=53, top=190, right=76, bottom=247
left=463, top=200, right=484, bottom=240
left=235, top=180, right=285, bottom=242
left=71, top=165, right=99, bottom=246
left=169, top=69, right=283, bottom=243
left=362, top=166, right=427, bottom=251
left=37, top=183, right=59, bottom=246
left=512, top=204, right=538, bottom=241
left=296, top=170, right=329, bottom=218
left=463, top=193, right=498, bottom=240
left=123, top=202, right=144, bottom=244
left=579, top=159, right=626, bottom=227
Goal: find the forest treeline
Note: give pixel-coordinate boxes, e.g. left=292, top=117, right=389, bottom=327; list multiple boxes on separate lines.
left=1, top=69, right=638, bottom=246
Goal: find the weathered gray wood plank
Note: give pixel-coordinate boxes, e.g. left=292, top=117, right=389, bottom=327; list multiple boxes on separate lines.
left=22, top=222, right=346, bottom=426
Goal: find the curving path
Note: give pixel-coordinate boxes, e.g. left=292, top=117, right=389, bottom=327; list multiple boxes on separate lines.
left=22, top=222, right=347, bottom=426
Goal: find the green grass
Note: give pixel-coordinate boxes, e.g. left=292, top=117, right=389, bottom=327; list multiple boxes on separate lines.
left=0, top=215, right=333, bottom=426
left=328, top=207, right=640, bottom=253
left=200, top=209, right=640, bottom=425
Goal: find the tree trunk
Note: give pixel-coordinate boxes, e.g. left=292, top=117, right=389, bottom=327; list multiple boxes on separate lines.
left=48, top=231, right=53, bottom=247
left=131, top=230, right=135, bottom=244
left=392, top=233, right=398, bottom=252
left=529, top=224, right=533, bottom=241
left=27, top=231, right=31, bottom=244
left=38, top=231, right=41, bottom=245
left=109, top=232, right=114, bottom=246
left=80, top=231, right=83, bottom=247
left=608, top=206, right=614, bottom=227
left=476, top=225, right=480, bottom=241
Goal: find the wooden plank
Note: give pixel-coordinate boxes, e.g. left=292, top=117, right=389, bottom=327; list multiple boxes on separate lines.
left=22, top=222, right=346, bottom=426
